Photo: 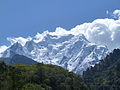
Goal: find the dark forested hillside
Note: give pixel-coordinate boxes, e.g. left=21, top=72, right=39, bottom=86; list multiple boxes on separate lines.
left=0, top=61, right=88, bottom=90
left=83, top=49, right=120, bottom=90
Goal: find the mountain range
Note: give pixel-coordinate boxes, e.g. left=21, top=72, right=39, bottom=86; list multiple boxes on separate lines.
left=0, top=32, right=108, bottom=74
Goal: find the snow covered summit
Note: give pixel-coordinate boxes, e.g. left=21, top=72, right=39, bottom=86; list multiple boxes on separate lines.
left=0, top=31, right=108, bottom=74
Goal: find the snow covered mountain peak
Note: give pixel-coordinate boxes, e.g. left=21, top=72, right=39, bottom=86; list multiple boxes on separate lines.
left=0, top=33, right=108, bottom=74
left=34, top=30, right=49, bottom=43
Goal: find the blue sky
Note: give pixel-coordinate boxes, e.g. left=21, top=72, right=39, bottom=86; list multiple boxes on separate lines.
left=0, top=0, right=120, bottom=45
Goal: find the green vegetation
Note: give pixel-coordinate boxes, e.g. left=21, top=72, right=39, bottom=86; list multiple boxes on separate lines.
left=1, top=49, right=120, bottom=90
left=83, top=49, right=120, bottom=90
left=0, top=62, right=88, bottom=90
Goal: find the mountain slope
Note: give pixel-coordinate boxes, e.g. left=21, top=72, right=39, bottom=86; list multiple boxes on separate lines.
left=0, top=54, right=37, bottom=65
left=0, top=33, right=108, bottom=74
left=83, top=49, right=120, bottom=90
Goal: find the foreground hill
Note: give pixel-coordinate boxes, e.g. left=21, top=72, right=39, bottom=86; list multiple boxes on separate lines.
left=0, top=61, right=88, bottom=90
left=83, top=49, right=120, bottom=90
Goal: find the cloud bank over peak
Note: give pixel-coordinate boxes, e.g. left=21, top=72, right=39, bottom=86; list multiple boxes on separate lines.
left=71, top=17, right=120, bottom=50
left=4, top=9, right=120, bottom=51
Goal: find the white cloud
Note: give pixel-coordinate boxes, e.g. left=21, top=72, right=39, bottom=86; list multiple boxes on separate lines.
left=50, top=27, right=71, bottom=36
left=70, top=17, right=120, bottom=50
left=34, top=31, right=49, bottom=43
left=7, top=37, right=32, bottom=46
left=34, top=28, right=71, bottom=43
left=113, top=9, right=120, bottom=19
left=0, top=45, right=8, bottom=53
left=4, top=9, right=120, bottom=51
